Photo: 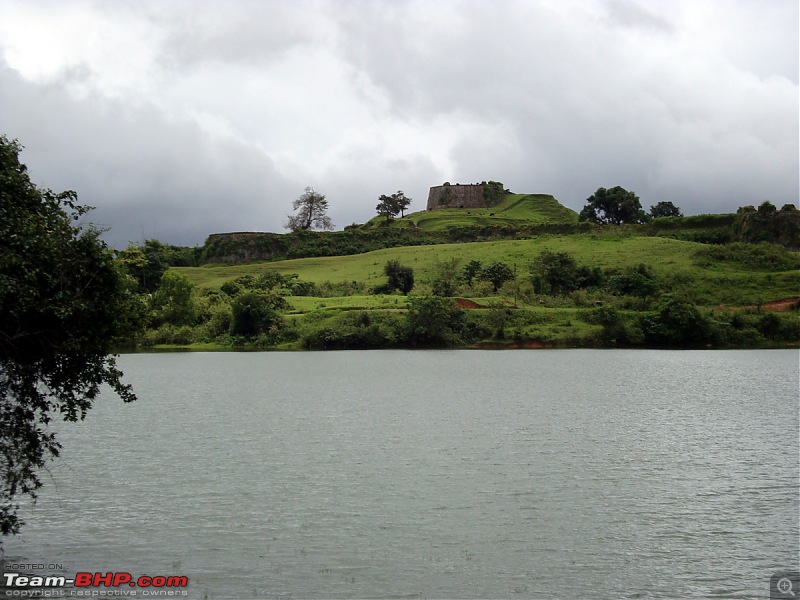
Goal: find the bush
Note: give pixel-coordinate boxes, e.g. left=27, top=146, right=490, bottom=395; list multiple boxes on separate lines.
left=641, top=296, right=711, bottom=346
left=229, top=291, right=286, bottom=337
left=384, top=259, right=415, bottom=294
left=404, top=295, right=468, bottom=346
left=693, top=242, right=800, bottom=271
left=607, top=264, right=660, bottom=297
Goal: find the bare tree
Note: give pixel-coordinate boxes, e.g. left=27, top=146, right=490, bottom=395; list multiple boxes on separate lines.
left=285, top=187, right=333, bottom=231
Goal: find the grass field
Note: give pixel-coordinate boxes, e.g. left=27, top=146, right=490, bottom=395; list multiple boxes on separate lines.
left=174, top=233, right=799, bottom=307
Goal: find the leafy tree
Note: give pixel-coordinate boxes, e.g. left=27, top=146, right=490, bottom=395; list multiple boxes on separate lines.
left=404, top=296, right=467, bottom=346
left=375, top=194, right=397, bottom=221
left=383, top=259, right=414, bottom=294
left=607, top=264, right=660, bottom=297
left=229, top=291, right=287, bottom=337
left=151, top=272, right=197, bottom=326
left=285, top=187, right=333, bottom=231
left=579, top=186, right=648, bottom=225
left=461, top=260, right=483, bottom=287
left=641, top=295, right=711, bottom=346
left=117, top=240, right=168, bottom=293
left=375, top=191, right=412, bottom=221
left=0, top=136, right=136, bottom=535
left=649, top=201, right=683, bottom=218
left=478, top=261, right=515, bottom=292
left=530, top=250, right=580, bottom=295
left=430, top=257, right=461, bottom=296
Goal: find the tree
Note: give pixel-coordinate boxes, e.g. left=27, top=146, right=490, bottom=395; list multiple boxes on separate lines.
left=579, top=186, right=648, bottom=225
left=530, top=250, right=580, bottom=295
left=229, top=291, right=286, bottom=337
left=375, top=194, right=397, bottom=222
left=392, top=191, right=411, bottom=217
left=430, top=257, right=462, bottom=297
left=404, top=296, right=467, bottom=346
left=649, top=201, right=683, bottom=218
left=151, top=272, right=197, bottom=326
left=383, top=259, right=415, bottom=294
left=0, top=136, right=136, bottom=535
left=478, top=261, right=515, bottom=292
left=375, top=190, right=412, bottom=221
left=285, top=187, right=333, bottom=231
left=461, top=260, right=483, bottom=287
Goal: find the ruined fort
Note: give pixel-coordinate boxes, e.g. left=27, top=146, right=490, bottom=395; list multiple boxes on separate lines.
left=426, top=181, right=505, bottom=211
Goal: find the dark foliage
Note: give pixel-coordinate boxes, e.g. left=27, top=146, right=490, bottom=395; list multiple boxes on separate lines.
left=579, top=186, right=648, bottom=225
left=0, top=136, right=137, bottom=536
left=383, top=259, right=415, bottom=294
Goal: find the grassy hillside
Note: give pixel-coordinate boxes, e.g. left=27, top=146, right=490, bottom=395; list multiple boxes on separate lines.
left=175, top=233, right=798, bottom=307
left=362, top=194, right=578, bottom=232
left=145, top=199, right=798, bottom=351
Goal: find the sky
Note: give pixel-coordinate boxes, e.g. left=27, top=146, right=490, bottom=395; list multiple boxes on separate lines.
left=0, top=0, right=797, bottom=248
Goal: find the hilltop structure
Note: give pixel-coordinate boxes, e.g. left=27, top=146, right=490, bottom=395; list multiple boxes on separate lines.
left=426, top=181, right=506, bottom=211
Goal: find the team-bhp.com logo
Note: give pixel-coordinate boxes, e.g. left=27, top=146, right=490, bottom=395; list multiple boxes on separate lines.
left=3, top=572, right=188, bottom=597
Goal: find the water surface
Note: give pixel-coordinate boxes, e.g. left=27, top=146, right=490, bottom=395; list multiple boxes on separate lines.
left=3, top=350, right=798, bottom=598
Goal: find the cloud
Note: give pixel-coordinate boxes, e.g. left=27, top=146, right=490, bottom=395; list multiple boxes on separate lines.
left=0, top=0, right=796, bottom=247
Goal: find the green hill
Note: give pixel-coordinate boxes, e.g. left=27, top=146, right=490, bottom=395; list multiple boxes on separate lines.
left=141, top=197, right=798, bottom=351
left=362, top=193, right=578, bottom=232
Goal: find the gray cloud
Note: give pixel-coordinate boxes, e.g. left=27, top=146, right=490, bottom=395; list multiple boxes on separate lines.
left=0, top=0, right=796, bottom=248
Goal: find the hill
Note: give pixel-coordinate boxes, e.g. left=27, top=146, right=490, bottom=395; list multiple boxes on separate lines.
left=132, top=198, right=798, bottom=351
left=362, top=194, right=579, bottom=232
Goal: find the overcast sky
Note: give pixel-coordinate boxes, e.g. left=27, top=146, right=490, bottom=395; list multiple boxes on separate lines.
left=1, top=0, right=797, bottom=247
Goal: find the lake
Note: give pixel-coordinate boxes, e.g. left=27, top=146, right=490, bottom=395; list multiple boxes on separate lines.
left=2, top=350, right=798, bottom=599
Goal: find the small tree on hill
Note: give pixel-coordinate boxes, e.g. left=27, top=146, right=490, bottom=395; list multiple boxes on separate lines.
left=478, top=261, right=515, bottom=292
left=286, top=187, right=333, bottom=231
left=376, top=195, right=397, bottom=222
left=579, top=186, right=648, bottom=225
left=461, top=260, right=483, bottom=287
left=383, top=259, right=415, bottom=294
left=650, top=201, right=683, bottom=218
left=375, top=190, right=411, bottom=221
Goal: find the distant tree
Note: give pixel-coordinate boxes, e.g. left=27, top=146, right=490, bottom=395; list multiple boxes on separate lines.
left=392, top=191, right=411, bottom=217
left=229, top=291, right=287, bottom=337
left=404, top=296, right=467, bottom=346
left=150, top=272, right=197, bottom=326
left=375, top=194, right=397, bottom=222
left=383, top=259, right=415, bottom=294
left=461, top=260, right=483, bottom=287
left=285, top=187, right=333, bottom=231
left=0, top=136, right=137, bottom=535
left=430, top=257, right=462, bottom=297
left=478, top=261, right=515, bottom=292
left=375, top=191, right=412, bottom=221
left=649, top=201, right=683, bottom=218
left=579, top=186, right=648, bottom=225
left=641, top=295, right=711, bottom=346
left=530, top=250, right=580, bottom=295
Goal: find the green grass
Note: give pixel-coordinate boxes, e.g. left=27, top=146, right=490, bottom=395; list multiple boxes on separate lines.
left=363, top=194, right=579, bottom=232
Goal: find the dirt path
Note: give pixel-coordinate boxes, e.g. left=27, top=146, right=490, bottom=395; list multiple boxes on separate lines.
left=714, top=297, right=799, bottom=312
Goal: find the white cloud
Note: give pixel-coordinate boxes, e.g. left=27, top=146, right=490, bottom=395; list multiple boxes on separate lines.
left=0, top=0, right=796, bottom=247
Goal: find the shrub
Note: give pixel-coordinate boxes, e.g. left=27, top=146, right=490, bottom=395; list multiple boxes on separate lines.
left=229, top=291, right=286, bottom=337
left=384, top=259, right=415, bottom=294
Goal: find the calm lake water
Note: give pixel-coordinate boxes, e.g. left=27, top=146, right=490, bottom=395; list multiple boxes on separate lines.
left=2, top=350, right=798, bottom=599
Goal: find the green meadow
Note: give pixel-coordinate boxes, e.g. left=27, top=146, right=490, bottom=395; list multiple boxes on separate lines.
left=175, top=234, right=798, bottom=308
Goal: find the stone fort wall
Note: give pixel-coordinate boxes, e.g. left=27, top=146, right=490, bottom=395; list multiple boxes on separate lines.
left=426, top=183, right=487, bottom=211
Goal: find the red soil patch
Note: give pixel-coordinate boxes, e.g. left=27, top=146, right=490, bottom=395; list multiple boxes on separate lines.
left=455, top=298, right=482, bottom=309
left=713, top=296, right=799, bottom=312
